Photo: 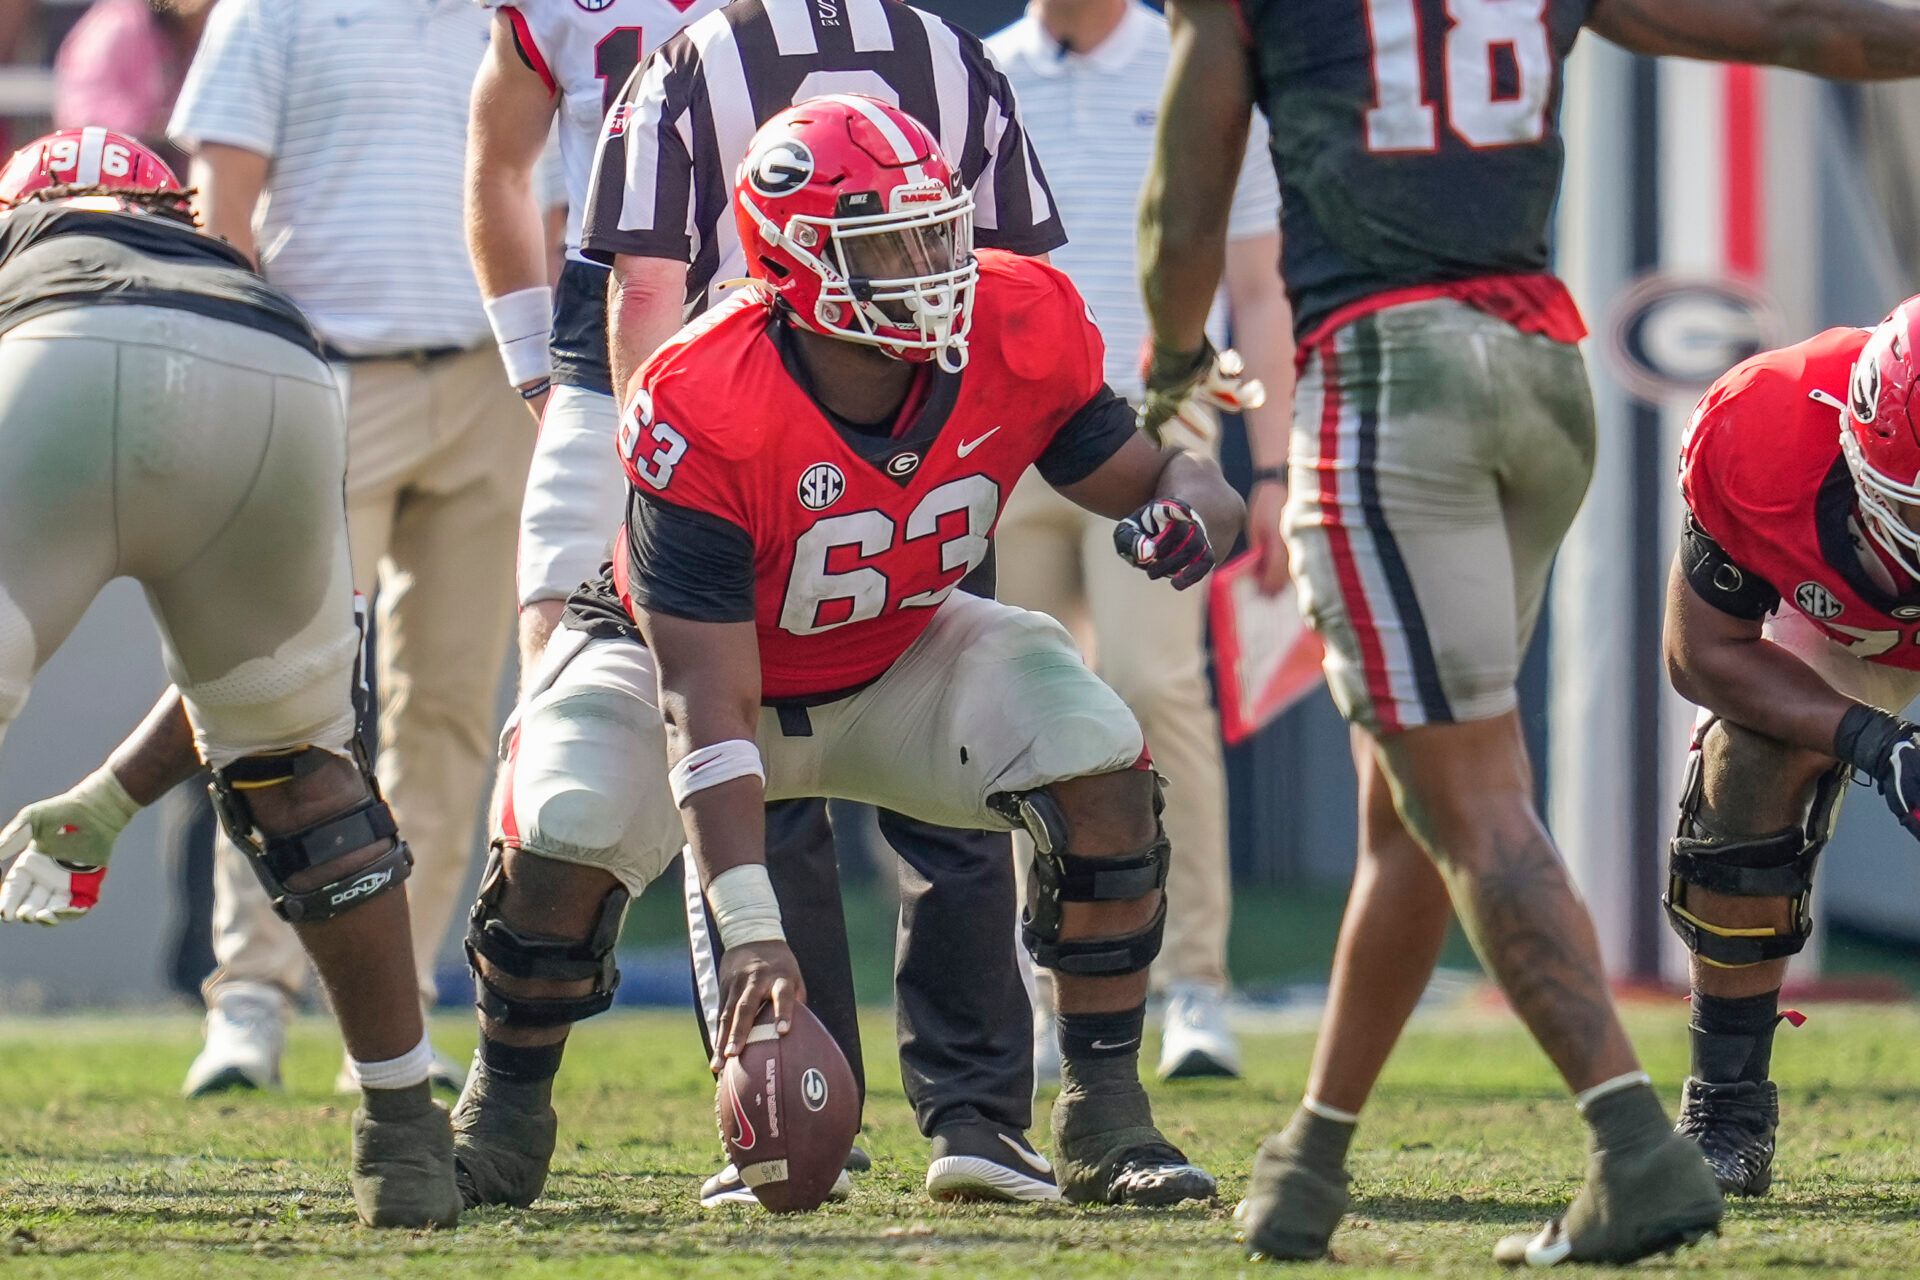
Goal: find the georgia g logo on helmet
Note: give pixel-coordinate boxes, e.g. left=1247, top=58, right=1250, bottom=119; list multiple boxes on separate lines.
left=1853, top=324, right=1901, bottom=428
left=746, top=138, right=815, bottom=199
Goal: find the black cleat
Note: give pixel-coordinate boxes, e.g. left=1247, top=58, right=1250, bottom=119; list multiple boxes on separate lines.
left=1676, top=1077, right=1777, bottom=1197
left=925, top=1122, right=1061, bottom=1203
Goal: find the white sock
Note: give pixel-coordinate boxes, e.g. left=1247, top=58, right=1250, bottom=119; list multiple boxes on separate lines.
left=1574, top=1070, right=1652, bottom=1112
left=1303, top=1095, right=1361, bottom=1125
left=351, top=1034, right=435, bottom=1090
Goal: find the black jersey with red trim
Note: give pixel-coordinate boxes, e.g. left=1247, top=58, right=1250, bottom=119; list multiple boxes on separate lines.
left=0, top=201, right=318, bottom=354
left=608, top=250, right=1131, bottom=699
left=1235, top=0, right=1591, bottom=340
left=1679, top=325, right=1920, bottom=670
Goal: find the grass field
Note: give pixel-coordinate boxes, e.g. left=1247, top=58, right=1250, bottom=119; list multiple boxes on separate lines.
left=3, top=1003, right=1920, bottom=1278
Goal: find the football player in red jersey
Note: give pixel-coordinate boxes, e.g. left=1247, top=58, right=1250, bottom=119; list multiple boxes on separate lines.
left=454, top=95, right=1241, bottom=1208
left=1664, top=298, right=1920, bottom=1197
left=1141, top=0, right=1920, bottom=1265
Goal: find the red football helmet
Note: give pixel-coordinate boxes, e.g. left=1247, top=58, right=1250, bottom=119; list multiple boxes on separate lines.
left=0, top=127, right=181, bottom=208
left=733, top=95, right=975, bottom=371
left=1841, top=296, right=1920, bottom=578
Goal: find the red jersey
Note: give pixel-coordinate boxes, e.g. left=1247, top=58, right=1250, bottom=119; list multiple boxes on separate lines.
left=1680, top=325, right=1920, bottom=668
left=615, top=250, right=1131, bottom=699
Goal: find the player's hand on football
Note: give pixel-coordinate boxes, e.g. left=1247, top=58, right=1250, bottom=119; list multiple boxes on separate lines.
left=1115, top=498, right=1218, bottom=591
left=713, top=939, right=807, bottom=1070
left=0, top=770, right=136, bottom=925
left=1137, top=338, right=1267, bottom=446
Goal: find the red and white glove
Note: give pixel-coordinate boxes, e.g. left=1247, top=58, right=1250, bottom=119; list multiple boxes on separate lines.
left=1137, top=339, right=1268, bottom=446
left=0, top=768, right=138, bottom=926
left=1113, top=498, right=1218, bottom=591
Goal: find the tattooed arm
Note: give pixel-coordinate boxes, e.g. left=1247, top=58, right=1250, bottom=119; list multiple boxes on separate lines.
left=1588, top=0, right=1920, bottom=79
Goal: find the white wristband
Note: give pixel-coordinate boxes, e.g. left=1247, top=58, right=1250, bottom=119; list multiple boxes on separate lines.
left=706, top=863, right=785, bottom=948
left=483, top=286, right=553, bottom=387
left=668, top=739, right=765, bottom=806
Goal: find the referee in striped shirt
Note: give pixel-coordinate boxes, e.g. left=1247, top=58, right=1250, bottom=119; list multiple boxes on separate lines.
left=581, top=0, right=1067, bottom=1202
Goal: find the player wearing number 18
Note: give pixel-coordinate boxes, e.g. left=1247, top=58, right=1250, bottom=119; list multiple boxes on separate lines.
left=463, top=95, right=1241, bottom=1208
left=1141, top=0, right=1920, bottom=1266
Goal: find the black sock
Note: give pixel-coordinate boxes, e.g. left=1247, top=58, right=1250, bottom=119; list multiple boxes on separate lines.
left=1058, top=1006, right=1146, bottom=1062
left=477, top=1034, right=567, bottom=1084
left=1689, top=989, right=1781, bottom=1085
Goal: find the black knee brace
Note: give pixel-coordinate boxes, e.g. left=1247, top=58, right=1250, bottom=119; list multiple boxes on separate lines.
left=1001, top=784, right=1171, bottom=978
left=210, top=745, right=410, bottom=924
left=465, top=849, right=630, bottom=1028
left=1664, top=722, right=1846, bottom=968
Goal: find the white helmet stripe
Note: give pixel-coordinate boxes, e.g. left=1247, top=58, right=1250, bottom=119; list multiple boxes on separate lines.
left=827, top=93, right=927, bottom=185
left=75, top=126, right=107, bottom=185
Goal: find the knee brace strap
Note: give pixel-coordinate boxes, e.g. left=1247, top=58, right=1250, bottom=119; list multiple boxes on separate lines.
left=1024, top=896, right=1168, bottom=977
left=1005, top=788, right=1172, bottom=940
left=1004, top=786, right=1171, bottom=978
left=211, top=748, right=410, bottom=924
left=465, top=862, right=629, bottom=1028
left=1663, top=732, right=1845, bottom=968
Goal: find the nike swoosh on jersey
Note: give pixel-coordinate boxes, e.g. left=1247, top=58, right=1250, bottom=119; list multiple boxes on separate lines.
left=996, top=1133, right=1053, bottom=1174
left=956, top=427, right=1001, bottom=458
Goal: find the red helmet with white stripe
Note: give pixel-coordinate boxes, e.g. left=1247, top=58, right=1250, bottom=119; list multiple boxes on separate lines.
left=0, top=127, right=181, bottom=208
left=733, top=94, right=975, bottom=371
left=1841, top=296, right=1920, bottom=578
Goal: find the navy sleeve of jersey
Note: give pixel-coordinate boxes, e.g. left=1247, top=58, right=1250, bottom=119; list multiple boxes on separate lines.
left=1679, top=510, right=1780, bottom=621
left=1036, top=385, right=1137, bottom=487
left=624, top=490, right=756, bottom=623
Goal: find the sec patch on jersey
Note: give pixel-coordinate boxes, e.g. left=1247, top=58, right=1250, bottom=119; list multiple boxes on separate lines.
left=715, top=1004, right=859, bottom=1212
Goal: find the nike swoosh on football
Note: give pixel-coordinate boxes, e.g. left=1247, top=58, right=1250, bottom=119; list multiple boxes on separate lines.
left=996, top=1133, right=1053, bottom=1174
left=1089, top=1038, right=1140, bottom=1052
left=956, top=427, right=1001, bottom=457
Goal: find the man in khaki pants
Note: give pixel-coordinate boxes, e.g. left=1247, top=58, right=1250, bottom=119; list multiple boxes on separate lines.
left=167, top=0, right=533, bottom=1094
left=988, top=0, right=1292, bottom=1081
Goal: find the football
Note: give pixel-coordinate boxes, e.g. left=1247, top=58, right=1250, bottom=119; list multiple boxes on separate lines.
left=714, top=1002, right=860, bottom=1213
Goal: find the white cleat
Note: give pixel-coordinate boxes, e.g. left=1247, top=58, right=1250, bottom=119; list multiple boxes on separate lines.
left=1157, top=982, right=1242, bottom=1080
left=182, top=982, right=286, bottom=1097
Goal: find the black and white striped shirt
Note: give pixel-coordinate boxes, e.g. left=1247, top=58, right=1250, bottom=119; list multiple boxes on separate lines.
left=580, top=0, right=1065, bottom=314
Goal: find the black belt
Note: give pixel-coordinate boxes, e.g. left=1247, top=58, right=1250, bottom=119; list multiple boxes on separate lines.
left=321, top=343, right=471, bottom=366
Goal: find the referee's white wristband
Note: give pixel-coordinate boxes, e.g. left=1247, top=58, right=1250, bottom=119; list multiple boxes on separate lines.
left=668, top=739, right=765, bottom=806
left=483, top=286, right=553, bottom=387
left=706, top=863, right=785, bottom=948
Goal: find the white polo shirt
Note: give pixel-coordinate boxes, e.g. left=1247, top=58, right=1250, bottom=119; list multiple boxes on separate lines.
left=169, top=0, right=493, bottom=356
left=988, top=3, right=1280, bottom=400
